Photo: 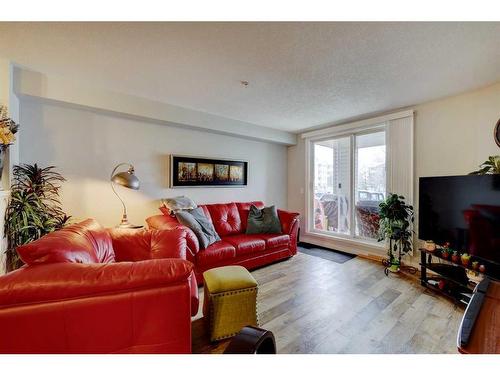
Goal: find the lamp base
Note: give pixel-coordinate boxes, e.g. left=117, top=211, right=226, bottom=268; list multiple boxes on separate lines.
left=116, top=215, right=143, bottom=229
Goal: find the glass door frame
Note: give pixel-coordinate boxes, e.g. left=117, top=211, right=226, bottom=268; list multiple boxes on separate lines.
left=306, top=125, right=388, bottom=242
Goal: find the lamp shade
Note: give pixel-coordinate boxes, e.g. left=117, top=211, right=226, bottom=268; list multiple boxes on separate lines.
left=111, top=170, right=140, bottom=190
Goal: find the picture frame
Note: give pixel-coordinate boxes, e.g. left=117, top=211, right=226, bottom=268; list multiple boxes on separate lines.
left=495, top=118, right=500, bottom=148
left=170, top=155, right=248, bottom=187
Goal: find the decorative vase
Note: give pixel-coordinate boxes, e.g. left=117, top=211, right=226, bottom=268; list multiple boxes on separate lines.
left=424, top=240, right=436, bottom=252
left=461, top=255, right=471, bottom=267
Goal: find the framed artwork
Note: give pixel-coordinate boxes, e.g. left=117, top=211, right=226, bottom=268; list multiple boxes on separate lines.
left=495, top=118, right=500, bottom=148
left=170, top=155, right=248, bottom=187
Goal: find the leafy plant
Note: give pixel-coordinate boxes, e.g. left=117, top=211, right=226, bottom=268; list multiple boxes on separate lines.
left=4, top=164, right=70, bottom=271
left=469, top=155, right=500, bottom=175
left=377, top=194, right=414, bottom=272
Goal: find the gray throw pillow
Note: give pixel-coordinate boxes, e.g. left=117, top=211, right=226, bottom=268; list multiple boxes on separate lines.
left=246, top=205, right=282, bottom=234
left=176, top=207, right=221, bottom=250
left=162, top=196, right=197, bottom=214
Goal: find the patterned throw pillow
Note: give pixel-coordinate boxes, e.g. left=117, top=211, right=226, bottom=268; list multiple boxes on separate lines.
left=246, top=205, right=282, bottom=234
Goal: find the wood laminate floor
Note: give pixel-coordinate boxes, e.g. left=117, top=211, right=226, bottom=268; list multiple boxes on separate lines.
left=192, top=252, right=464, bottom=354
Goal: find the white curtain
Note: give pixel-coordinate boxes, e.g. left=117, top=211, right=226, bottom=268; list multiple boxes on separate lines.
left=386, top=113, right=415, bottom=255
left=386, top=114, right=414, bottom=205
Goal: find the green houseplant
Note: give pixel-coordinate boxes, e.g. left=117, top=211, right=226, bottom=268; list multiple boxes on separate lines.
left=469, top=155, right=500, bottom=175
left=377, top=193, right=414, bottom=273
left=4, top=164, right=70, bottom=271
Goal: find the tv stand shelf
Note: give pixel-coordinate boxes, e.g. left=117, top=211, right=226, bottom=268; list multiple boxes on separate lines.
left=419, top=248, right=486, bottom=306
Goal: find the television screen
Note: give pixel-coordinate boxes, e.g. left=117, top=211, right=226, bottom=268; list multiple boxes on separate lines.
left=419, top=175, right=500, bottom=276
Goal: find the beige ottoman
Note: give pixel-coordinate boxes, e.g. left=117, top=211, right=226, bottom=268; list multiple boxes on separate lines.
left=203, top=266, right=258, bottom=342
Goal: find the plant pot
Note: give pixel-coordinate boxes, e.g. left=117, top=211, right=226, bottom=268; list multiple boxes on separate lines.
left=451, top=254, right=460, bottom=263
left=472, top=261, right=479, bottom=271
left=441, top=252, right=450, bottom=259
left=461, top=258, right=470, bottom=267
left=424, top=240, right=436, bottom=252
left=387, top=259, right=400, bottom=273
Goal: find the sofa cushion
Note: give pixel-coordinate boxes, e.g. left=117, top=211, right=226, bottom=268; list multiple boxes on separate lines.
left=257, top=234, right=290, bottom=249
left=196, top=241, right=236, bottom=267
left=246, top=205, right=282, bottom=234
left=223, top=234, right=266, bottom=256
left=17, top=219, right=115, bottom=265
left=236, top=201, right=265, bottom=232
left=205, top=203, right=242, bottom=236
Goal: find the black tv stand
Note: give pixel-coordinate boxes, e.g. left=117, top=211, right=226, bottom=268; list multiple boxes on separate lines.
left=419, top=248, right=486, bottom=306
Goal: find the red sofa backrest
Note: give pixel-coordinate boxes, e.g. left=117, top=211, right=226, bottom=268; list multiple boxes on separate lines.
left=152, top=201, right=265, bottom=237
left=204, top=202, right=241, bottom=236
left=201, top=201, right=264, bottom=236
left=16, top=218, right=116, bottom=266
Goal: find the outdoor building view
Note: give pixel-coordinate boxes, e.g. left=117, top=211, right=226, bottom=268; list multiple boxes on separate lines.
left=313, top=131, right=386, bottom=239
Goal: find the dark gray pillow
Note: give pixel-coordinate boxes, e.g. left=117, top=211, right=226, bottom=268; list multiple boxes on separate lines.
left=246, top=205, right=282, bottom=234
left=176, top=207, right=221, bottom=250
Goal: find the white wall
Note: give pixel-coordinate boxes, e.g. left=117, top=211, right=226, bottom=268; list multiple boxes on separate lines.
left=19, top=98, right=288, bottom=227
left=288, top=82, right=500, bottom=255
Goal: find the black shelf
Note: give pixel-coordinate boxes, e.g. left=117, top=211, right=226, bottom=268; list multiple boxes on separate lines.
left=421, top=278, right=471, bottom=306
left=419, top=248, right=485, bottom=306
left=420, top=262, right=476, bottom=290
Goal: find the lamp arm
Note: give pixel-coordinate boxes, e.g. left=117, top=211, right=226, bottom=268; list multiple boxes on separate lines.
left=111, top=179, right=127, bottom=217
left=110, top=163, right=133, bottom=221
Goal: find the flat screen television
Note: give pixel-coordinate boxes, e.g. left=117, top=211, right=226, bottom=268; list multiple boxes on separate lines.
left=419, top=175, right=500, bottom=278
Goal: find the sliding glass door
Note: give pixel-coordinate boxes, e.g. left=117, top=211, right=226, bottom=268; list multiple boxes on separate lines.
left=313, top=136, right=351, bottom=235
left=354, top=131, right=386, bottom=239
left=311, top=129, right=386, bottom=241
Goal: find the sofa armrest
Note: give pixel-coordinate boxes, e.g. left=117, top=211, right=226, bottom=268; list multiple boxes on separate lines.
left=278, top=209, right=300, bottom=254
left=278, top=209, right=300, bottom=234
left=108, top=227, right=190, bottom=262
left=146, top=215, right=200, bottom=257
left=0, top=259, right=194, bottom=307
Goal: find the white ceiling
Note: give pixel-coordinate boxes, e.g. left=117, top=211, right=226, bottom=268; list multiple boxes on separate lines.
left=0, top=22, right=499, bottom=133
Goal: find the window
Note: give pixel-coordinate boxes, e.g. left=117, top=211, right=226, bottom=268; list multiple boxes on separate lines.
left=354, top=131, right=386, bottom=239
left=311, top=129, right=386, bottom=241
left=304, top=110, right=414, bottom=250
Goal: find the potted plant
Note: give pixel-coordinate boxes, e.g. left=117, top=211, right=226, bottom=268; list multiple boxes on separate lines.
left=472, top=261, right=480, bottom=271
left=461, top=253, right=471, bottom=267
left=469, top=155, right=500, bottom=175
left=441, top=247, right=451, bottom=260
left=378, top=193, right=414, bottom=273
left=451, top=250, right=460, bottom=263
left=4, top=164, right=70, bottom=271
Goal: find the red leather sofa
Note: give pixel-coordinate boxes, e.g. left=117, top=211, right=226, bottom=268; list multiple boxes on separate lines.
left=0, top=219, right=199, bottom=354
left=146, top=201, right=300, bottom=284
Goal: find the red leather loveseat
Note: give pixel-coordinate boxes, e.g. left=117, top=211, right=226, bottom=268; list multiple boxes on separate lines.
left=146, top=201, right=300, bottom=283
left=0, top=219, right=198, bottom=354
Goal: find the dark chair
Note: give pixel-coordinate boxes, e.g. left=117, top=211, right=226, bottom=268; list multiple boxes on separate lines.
left=224, top=326, right=276, bottom=354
